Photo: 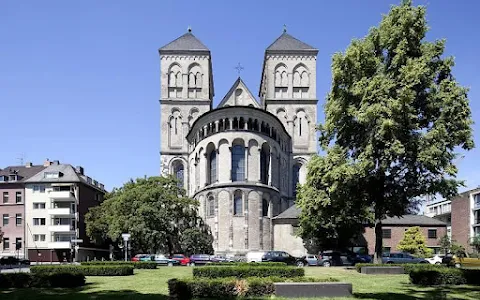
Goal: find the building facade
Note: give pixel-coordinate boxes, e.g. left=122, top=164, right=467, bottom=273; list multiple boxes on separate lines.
left=24, top=160, right=106, bottom=262
left=0, top=163, right=46, bottom=258
left=159, top=29, right=318, bottom=255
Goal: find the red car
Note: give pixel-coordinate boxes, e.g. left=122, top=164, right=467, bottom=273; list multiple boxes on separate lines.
left=170, top=254, right=190, bottom=266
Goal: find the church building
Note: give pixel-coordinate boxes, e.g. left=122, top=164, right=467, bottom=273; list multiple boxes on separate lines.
left=159, top=29, right=318, bottom=255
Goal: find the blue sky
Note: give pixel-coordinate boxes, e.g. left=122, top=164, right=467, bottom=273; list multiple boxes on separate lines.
left=1, top=0, right=479, bottom=191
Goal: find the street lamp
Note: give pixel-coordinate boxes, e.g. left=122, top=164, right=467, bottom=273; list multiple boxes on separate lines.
left=121, top=233, right=131, bottom=261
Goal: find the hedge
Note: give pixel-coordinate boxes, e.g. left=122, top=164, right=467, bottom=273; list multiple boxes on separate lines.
left=192, top=266, right=304, bottom=278
left=206, top=262, right=287, bottom=267
left=0, top=273, right=85, bottom=288
left=168, top=276, right=338, bottom=299
left=31, top=265, right=134, bottom=276
left=81, top=261, right=157, bottom=269
left=410, top=268, right=480, bottom=286
left=355, top=263, right=444, bottom=274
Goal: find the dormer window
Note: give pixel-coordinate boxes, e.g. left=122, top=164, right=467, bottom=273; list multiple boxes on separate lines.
left=44, top=172, right=62, bottom=179
left=0, top=175, right=8, bottom=182
left=9, top=175, right=18, bottom=182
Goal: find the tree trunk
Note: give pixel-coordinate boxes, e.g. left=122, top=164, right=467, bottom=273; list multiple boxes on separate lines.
left=374, top=220, right=383, bottom=264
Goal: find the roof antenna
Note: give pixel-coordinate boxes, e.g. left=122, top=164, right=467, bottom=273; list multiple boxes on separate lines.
left=16, top=153, right=24, bottom=165
left=283, top=24, right=287, bottom=33
left=187, top=26, right=192, bottom=33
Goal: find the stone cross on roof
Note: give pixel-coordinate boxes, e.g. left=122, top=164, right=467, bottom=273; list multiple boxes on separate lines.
left=234, top=63, right=244, bottom=75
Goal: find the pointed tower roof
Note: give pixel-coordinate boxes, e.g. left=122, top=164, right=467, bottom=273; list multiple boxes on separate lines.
left=217, top=77, right=260, bottom=108
left=159, top=29, right=210, bottom=54
left=266, top=31, right=318, bottom=54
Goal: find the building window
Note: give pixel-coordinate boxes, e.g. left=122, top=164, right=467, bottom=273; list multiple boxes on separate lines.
left=207, top=195, right=215, bottom=217
left=33, top=203, right=46, bottom=209
left=260, top=148, right=269, bottom=184
left=475, top=194, right=480, bottom=208
left=262, top=199, right=269, bottom=217
left=15, top=237, right=22, bottom=250
left=16, top=213, right=22, bottom=226
left=33, top=185, right=45, bottom=193
left=2, top=192, right=8, bottom=203
left=428, top=229, right=437, bottom=239
left=3, top=238, right=9, bottom=250
left=233, top=191, right=242, bottom=216
left=231, top=145, right=245, bottom=182
left=44, top=172, right=60, bottom=179
left=292, top=164, right=301, bottom=197
left=33, top=234, right=46, bottom=242
left=382, top=229, right=392, bottom=239
left=3, top=214, right=8, bottom=226
left=173, top=163, right=184, bottom=188
left=15, top=192, right=22, bottom=203
left=383, top=247, right=391, bottom=254
left=33, top=218, right=46, bottom=226
left=209, top=150, right=217, bottom=184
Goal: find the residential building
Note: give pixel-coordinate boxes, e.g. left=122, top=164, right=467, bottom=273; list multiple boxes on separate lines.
left=0, top=163, right=45, bottom=258
left=24, top=160, right=106, bottom=262
left=425, top=199, right=452, bottom=239
left=159, top=29, right=317, bottom=255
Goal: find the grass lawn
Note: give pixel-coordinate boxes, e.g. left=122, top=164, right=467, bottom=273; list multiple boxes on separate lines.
left=1, top=266, right=479, bottom=299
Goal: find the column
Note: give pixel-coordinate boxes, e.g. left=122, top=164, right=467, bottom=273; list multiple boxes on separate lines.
left=215, top=120, right=219, bottom=132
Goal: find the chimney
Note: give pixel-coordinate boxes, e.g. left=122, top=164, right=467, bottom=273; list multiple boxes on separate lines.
left=75, top=166, right=84, bottom=175
left=43, top=159, right=51, bottom=167
left=25, top=162, right=32, bottom=168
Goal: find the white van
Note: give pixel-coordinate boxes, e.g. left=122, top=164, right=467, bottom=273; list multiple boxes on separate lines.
left=245, top=251, right=266, bottom=263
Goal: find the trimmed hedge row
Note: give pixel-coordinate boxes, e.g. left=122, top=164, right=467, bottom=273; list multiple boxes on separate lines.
left=193, top=266, right=304, bottom=278
left=206, top=262, right=287, bottom=267
left=355, top=263, right=444, bottom=274
left=81, top=261, right=157, bottom=269
left=168, top=276, right=338, bottom=299
left=31, top=265, right=134, bottom=276
left=410, top=268, right=480, bottom=286
left=0, top=273, right=85, bottom=288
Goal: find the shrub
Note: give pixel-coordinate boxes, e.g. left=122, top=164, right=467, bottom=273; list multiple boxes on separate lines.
left=355, top=263, right=444, bottom=274
left=193, top=266, right=304, bottom=278
left=0, top=273, right=85, bottom=288
left=81, top=261, right=157, bottom=269
left=31, top=265, right=134, bottom=276
left=409, top=268, right=466, bottom=285
left=206, top=262, right=287, bottom=267
left=168, top=276, right=338, bottom=300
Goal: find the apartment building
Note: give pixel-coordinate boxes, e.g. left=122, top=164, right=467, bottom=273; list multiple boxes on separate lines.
left=425, top=199, right=452, bottom=239
left=24, top=160, right=106, bottom=262
left=0, top=163, right=46, bottom=258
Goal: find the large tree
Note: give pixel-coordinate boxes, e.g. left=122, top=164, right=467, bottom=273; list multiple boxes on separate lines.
left=85, top=176, right=213, bottom=256
left=397, top=226, right=433, bottom=258
left=298, top=0, right=473, bottom=263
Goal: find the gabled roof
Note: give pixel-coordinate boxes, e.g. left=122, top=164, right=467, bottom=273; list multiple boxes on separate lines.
left=273, top=205, right=301, bottom=219
left=159, top=31, right=210, bottom=53
left=217, top=77, right=260, bottom=108
left=0, top=165, right=46, bottom=182
left=266, top=32, right=318, bottom=53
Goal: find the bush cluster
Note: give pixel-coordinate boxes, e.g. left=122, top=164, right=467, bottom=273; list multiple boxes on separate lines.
left=81, top=261, right=157, bottom=269
left=193, top=265, right=304, bottom=278
left=31, top=265, right=134, bottom=276
left=410, top=268, right=480, bottom=286
left=168, top=276, right=338, bottom=299
left=355, top=263, right=444, bottom=273
left=206, top=262, right=287, bottom=267
left=0, top=273, right=85, bottom=288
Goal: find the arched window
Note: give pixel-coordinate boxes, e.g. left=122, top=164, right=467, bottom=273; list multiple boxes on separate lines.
left=168, top=64, right=183, bottom=98
left=207, top=195, right=215, bottom=216
left=262, top=199, right=269, bottom=217
left=292, top=164, right=301, bottom=197
left=231, top=145, right=245, bottom=182
left=209, top=150, right=217, bottom=184
left=260, top=148, right=269, bottom=184
left=233, top=191, right=242, bottom=216
left=174, top=162, right=184, bottom=188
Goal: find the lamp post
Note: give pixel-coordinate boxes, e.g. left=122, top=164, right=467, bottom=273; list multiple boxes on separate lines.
left=121, top=233, right=131, bottom=261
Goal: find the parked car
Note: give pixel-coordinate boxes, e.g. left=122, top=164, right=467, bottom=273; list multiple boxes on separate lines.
left=382, top=252, right=428, bottom=264
left=210, top=255, right=234, bottom=263
left=304, top=254, right=320, bottom=266
left=246, top=251, right=266, bottom=263
left=426, top=254, right=444, bottom=265
left=170, top=254, right=190, bottom=266
left=318, top=250, right=367, bottom=267
left=0, top=256, right=30, bottom=266
left=261, top=251, right=308, bottom=267
left=151, top=254, right=179, bottom=266
left=443, top=252, right=480, bottom=268
left=132, top=254, right=149, bottom=262
left=189, top=254, right=212, bottom=266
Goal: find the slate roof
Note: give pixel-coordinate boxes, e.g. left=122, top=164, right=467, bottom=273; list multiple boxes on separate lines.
left=266, top=32, right=318, bottom=53
left=0, top=165, right=46, bottom=182
left=273, top=205, right=446, bottom=226
left=159, top=32, right=210, bottom=53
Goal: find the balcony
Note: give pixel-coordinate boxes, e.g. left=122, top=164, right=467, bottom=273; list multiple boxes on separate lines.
left=48, top=225, right=74, bottom=232
left=48, top=191, right=75, bottom=201
left=48, top=241, right=71, bottom=249
left=48, top=208, right=74, bottom=216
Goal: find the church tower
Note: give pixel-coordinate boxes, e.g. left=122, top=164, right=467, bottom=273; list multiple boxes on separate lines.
left=259, top=29, right=318, bottom=199
left=159, top=29, right=214, bottom=191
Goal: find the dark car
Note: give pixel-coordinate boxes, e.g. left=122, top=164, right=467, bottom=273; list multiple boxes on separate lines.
left=318, top=250, right=367, bottom=267
left=210, top=255, right=234, bottom=263
left=189, top=254, right=212, bottom=266
left=261, top=251, right=308, bottom=267
left=0, top=256, right=30, bottom=266
left=382, top=252, right=428, bottom=264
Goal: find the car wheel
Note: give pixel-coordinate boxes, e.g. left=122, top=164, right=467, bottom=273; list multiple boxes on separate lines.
left=455, top=263, right=461, bottom=268
left=167, top=262, right=173, bottom=267
left=386, top=261, right=394, bottom=264
left=323, top=261, right=331, bottom=267
left=296, top=261, right=305, bottom=267
left=435, top=262, right=441, bottom=265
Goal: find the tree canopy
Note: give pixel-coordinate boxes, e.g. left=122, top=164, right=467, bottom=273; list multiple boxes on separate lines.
left=297, top=0, right=473, bottom=262
left=85, top=176, right=214, bottom=256
left=397, top=226, right=433, bottom=258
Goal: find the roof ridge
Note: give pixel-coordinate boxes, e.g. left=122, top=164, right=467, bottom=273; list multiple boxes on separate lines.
left=266, top=32, right=317, bottom=52
left=160, top=32, right=210, bottom=52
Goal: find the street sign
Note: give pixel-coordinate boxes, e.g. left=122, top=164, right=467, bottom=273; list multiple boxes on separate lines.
left=121, top=233, right=131, bottom=241
left=71, top=239, right=83, bottom=243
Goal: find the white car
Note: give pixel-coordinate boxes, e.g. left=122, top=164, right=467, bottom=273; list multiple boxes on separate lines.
left=245, top=251, right=266, bottom=263
left=426, top=254, right=444, bottom=265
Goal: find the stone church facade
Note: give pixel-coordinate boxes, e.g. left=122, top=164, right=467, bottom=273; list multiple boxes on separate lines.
left=159, top=29, right=318, bottom=255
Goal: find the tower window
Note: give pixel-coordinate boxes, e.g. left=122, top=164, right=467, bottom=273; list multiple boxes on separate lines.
left=173, top=162, right=184, bottom=188
left=209, top=150, right=217, bottom=184
left=262, top=199, right=269, bottom=217
left=231, top=145, right=245, bottom=182
left=234, top=191, right=243, bottom=216
left=292, top=164, right=301, bottom=197
left=207, top=195, right=215, bottom=216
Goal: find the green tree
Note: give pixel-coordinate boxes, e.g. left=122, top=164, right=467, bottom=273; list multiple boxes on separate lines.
left=438, top=234, right=451, bottom=254
left=470, top=235, right=480, bottom=253
left=397, top=226, right=433, bottom=257
left=179, top=227, right=214, bottom=256
left=450, top=242, right=466, bottom=257
left=85, top=176, right=213, bottom=256
left=297, top=0, right=473, bottom=263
